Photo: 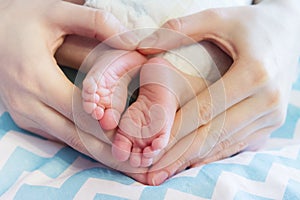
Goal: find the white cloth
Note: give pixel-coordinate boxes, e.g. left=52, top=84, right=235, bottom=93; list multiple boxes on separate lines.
left=85, top=0, right=252, bottom=78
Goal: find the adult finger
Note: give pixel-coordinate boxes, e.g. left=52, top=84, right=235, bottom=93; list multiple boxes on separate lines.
left=8, top=111, right=59, bottom=142
left=166, top=84, right=280, bottom=151
left=209, top=109, right=285, bottom=154
left=51, top=1, right=138, bottom=49
left=15, top=97, right=92, bottom=156
left=148, top=112, right=281, bottom=186
left=147, top=124, right=260, bottom=186
left=138, top=7, right=237, bottom=55
left=40, top=109, right=85, bottom=153
left=197, top=111, right=283, bottom=167
left=36, top=56, right=108, bottom=142
left=192, top=125, right=278, bottom=168
left=147, top=99, right=282, bottom=185
left=32, top=100, right=148, bottom=174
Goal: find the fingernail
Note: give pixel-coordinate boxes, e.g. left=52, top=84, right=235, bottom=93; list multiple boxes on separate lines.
left=119, top=29, right=140, bottom=48
left=139, top=34, right=159, bottom=49
left=151, top=171, right=168, bottom=186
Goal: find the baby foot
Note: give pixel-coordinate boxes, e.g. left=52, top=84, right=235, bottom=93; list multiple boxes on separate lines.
left=112, top=57, right=189, bottom=167
left=111, top=42, right=232, bottom=167
left=82, top=50, right=147, bottom=130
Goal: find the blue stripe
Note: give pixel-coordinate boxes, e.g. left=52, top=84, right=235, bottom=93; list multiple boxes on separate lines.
left=234, top=191, right=273, bottom=200
left=0, top=112, right=45, bottom=140
left=283, top=179, right=300, bottom=200
left=14, top=168, right=134, bottom=200
left=271, top=104, right=300, bottom=139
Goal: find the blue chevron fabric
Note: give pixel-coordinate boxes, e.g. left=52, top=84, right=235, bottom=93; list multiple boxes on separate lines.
left=1, top=70, right=300, bottom=199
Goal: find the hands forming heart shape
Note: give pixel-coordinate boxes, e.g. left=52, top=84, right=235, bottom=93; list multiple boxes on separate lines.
left=0, top=0, right=299, bottom=185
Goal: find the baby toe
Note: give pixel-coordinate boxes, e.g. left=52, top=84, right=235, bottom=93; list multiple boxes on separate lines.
left=83, top=102, right=97, bottom=114
left=91, top=106, right=104, bottom=120
left=141, top=157, right=153, bottom=167
left=82, top=92, right=100, bottom=103
left=97, top=87, right=111, bottom=96
left=83, top=77, right=98, bottom=94
left=143, top=146, right=160, bottom=158
left=112, top=133, right=132, bottom=162
left=130, top=147, right=142, bottom=167
left=99, top=108, right=121, bottom=130
left=152, top=134, right=169, bottom=151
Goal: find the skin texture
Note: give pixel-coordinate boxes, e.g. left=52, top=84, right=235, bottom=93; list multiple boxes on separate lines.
left=80, top=45, right=222, bottom=168
left=112, top=56, right=209, bottom=167
left=1, top=0, right=299, bottom=186
left=0, top=0, right=151, bottom=184
left=140, top=0, right=300, bottom=185
left=58, top=0, right=300, bottom=185
left=56, top=0, right=300, bottom=185
left=0, top=0, right=137, bottom=159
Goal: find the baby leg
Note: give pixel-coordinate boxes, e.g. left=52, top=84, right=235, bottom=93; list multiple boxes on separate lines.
left=82, top=50, right=147, bottom=130
left=112, top=57, right=207, bottom=167
left=112, top=42, right=232, bottom=167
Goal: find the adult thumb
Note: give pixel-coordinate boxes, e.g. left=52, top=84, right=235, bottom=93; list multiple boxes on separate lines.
left=51, top=1, right=138, bottom=49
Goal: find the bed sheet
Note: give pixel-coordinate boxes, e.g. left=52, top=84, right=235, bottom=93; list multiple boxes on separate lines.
left=1, top=65, right=300, bottom=200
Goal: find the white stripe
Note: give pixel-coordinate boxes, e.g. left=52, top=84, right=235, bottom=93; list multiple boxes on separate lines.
left=165, top=188, right=208, bottom=200
left=0, top=131, right=63, bottom=169
left=212, top=161, right=300, bottom=199
left=74, top=178, right=144, bottom=200
left=1, top=157, right=105, bottom=198
left=1, top=172, right=30, bottom=200
left=264, top=119, right=300, bottom=150
left=290, top=90, right=300, bottom=107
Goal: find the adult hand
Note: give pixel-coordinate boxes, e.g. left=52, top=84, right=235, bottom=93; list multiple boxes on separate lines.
left=139, top=0, right=300, bottom=185
left=0, top=0, right=150, bottom=183
left=0, top=0, right=137, bottom=152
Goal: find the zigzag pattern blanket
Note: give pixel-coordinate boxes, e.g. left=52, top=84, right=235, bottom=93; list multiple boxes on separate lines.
left=1, top=66, right=300, bottom=199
